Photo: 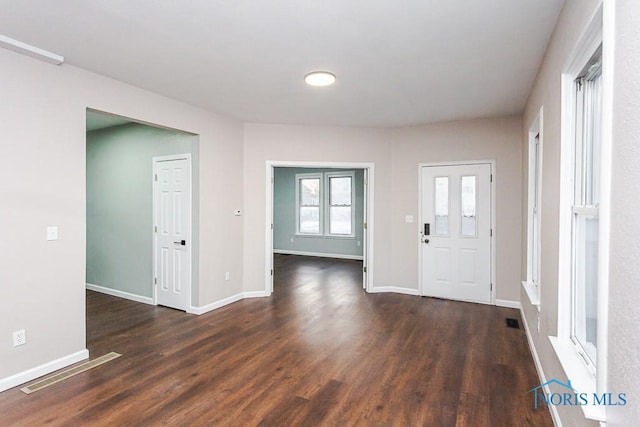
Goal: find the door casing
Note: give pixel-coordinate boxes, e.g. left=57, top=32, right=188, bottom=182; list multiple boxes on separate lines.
left=265, top=161, right=375, bottom=295
left=418, top=160, right=496, bottom=304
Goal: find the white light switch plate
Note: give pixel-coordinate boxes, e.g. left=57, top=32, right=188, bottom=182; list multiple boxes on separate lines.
left=405, top=215, right=414, bottom=223
left=46, top=226, right=58, bottom=241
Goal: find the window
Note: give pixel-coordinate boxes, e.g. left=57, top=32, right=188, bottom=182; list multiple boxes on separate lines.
left=551, top=9, right=608, bottom=421
left=295, top=171, right=355, bottom=237
left=327, top=172, right=353, bottom=235
left=571, top=51, right=602, bottom=368
left=523, top=108, right=543, bottom=306
left=296, top=173, right=322, bottom=235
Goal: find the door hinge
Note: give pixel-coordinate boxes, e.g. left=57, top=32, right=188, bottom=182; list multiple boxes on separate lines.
left=363, top=222, right=367, bottom=230
left=490, top=283, right=493, bottom=291
left=154, top=174, right=158, bottom=181
left=154, top=277, right=157, bottom=285
left=154, top=225, right=157, bottom=233
left=271, top=223, right=274, bottom=230
left=490, top=174, right=493, bottom=182
left=363, top=266, right=367, bottom=273
left=270, top=269, right=273, bottom=276
left=490, top=228, right=493, bottom=237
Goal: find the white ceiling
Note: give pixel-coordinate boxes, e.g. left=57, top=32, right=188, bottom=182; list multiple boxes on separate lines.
left=0, top=0, right=564, bottom=127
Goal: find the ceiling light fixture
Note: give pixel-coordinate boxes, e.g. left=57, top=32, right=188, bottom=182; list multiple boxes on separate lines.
left=304, top=71, right=336, bottom=87
left=0, top=34, right=64, bottom=65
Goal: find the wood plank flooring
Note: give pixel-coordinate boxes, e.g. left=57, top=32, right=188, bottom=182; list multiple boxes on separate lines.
left=0, top=255, right=552, bottom=426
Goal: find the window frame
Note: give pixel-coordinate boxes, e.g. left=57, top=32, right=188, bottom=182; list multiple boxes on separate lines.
left=570, top=57, right=602, bottom=370
left=325, top=171, right=356, bottom=238
left=550, top=5, right=610, bottom=421
left=523, top=108, right=543, bottom=306
left=295, top=172, right=323, bottom=236
left=294, top=171, right=356, bottom=239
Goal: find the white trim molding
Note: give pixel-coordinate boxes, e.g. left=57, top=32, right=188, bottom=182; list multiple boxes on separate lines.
left=274, top=249, right=363, bottom=261
left=0, top=349, right=89, bottom=393
left=188, top=293, right=244, bottom=315
left=188, top=291, right=271, bottom=315
left=495, top=299, right=521, bottom=309
left=369, top=286, right=420, bottom=296
left=266, top=161, right=375, bottom=296
left=86, top=283, right=154, bottom=305
left=520, top=308, right=561, bottom=426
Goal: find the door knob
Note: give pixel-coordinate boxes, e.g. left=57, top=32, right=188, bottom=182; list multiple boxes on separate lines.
left=173, top=240, right=186, bottom=245
left=423, top=238, right=430, bottom=244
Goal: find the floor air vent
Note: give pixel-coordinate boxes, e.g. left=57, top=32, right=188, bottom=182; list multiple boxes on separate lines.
left=506, top=318, right=520, bottom=329
left=21, top=352, right=121, bottom=394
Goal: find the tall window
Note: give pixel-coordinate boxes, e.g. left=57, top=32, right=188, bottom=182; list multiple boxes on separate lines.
left=327, top=172, right=353, bottom=236
left=524, top=114, right=542, bottom=306
left=571, top=51, right=602, bottom=368
left=296, top=173, right=322, bottom=235
left=295, top=171, right=355, bottom=237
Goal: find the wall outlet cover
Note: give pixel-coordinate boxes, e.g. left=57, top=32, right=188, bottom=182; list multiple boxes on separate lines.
left=13, top=330, right=26, bottom=347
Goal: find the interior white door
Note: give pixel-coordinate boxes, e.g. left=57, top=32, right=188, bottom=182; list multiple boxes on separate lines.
left=154, top=155, right=191, bottom=311
left=420, top=163, right=492, bottom=303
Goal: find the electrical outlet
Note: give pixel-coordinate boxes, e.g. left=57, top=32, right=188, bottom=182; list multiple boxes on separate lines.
left=357, top=241, right=361, bottom=247
left=224, top=272, right=230, bottom=281
left=290, top=237, right=294, bottom=243
left=46, top=226, right=58, bottom=241
left=13, top=330, right=26, bottom=347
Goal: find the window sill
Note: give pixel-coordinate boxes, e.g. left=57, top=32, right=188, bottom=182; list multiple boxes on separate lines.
left=548, top=336, right=604, bottom=422
left=294, top=234, right=355, bottom=240
left=521, top=281, right=541, bottom=307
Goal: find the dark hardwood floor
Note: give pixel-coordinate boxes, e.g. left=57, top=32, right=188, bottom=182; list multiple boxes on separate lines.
left=0, top=255, right=552, bottom=426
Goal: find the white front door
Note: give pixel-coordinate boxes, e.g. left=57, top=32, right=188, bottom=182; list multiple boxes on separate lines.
left=420, top=163, right=492, bottom=303
left=153, top=155, right=191, bottom=311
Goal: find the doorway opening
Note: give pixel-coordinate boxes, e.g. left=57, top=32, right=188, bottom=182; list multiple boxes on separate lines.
left=265, top=162, right=374, bottom=295
left=85, top=109, right=199, bottom=312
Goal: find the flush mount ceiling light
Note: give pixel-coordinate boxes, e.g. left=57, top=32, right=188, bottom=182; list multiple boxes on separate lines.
left=304, top=71, right=336, bottom=87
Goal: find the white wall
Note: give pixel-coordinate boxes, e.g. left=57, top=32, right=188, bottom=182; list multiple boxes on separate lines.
left=243, top=117, right=522, bottom=302
left=389, top=117, right=522, bottom=300
left=0, top=48, right=244, bottom=384
left=607, top=0, right=640, bottom=424
left=520, top=0, right=614, bottom=425
left=242, top=124, right=393, bottom=292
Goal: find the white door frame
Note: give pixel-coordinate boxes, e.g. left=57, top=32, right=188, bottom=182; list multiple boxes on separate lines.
left=418, top=160, right=496, bottom=304
left=265, top=161, right=375, bottom=295
left=152, top=153, right=193, bottom=309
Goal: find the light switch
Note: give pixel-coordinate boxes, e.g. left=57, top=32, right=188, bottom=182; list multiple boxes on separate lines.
left=405, top=215, right=414, bottom=223
left=46, top=226, right=58, bottom=241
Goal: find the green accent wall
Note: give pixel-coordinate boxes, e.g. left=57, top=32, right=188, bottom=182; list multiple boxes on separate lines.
left=273, top=167, right=364, bottom=257
left=86, top=122, right=199, bottom=298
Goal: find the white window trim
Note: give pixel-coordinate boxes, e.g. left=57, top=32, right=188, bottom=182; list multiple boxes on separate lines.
left=522, top=107, right=543, bottom=307
left=325, top=170, right=356, bottom=238
left=295, top=172, right=323, bottom=236
left=553, top=3, right=612, bottom=422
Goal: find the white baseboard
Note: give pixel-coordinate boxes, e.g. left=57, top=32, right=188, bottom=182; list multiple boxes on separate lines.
left=86, top=283, right=154, bottom=305
left=188, top=290, right=270, bottom=315
left=520, top=307, right=561, bottom=427
left=495, top=299, right=521, bottom=309
left=0, top=349, right=89, bottom=393
left=274, top=249, right=363, bottom=260
left=188, top=293, right=244, bottom=315
left=369, top=286, right=420, bottom=296
left=243, top=291, right=270, bottom=298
